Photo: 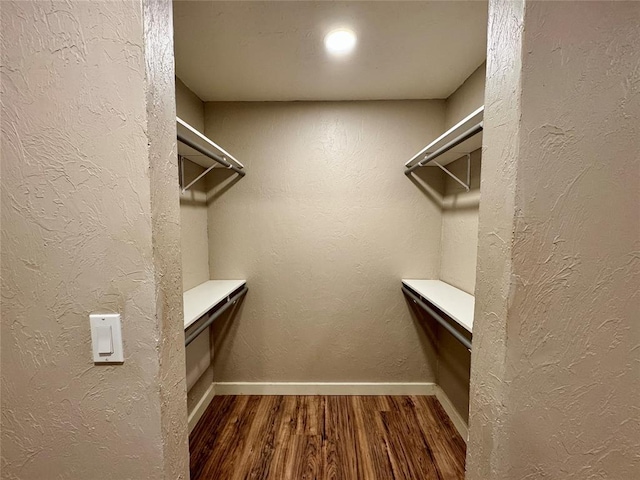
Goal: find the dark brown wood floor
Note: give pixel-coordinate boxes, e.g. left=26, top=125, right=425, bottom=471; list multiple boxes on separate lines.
left=190, top=395, right=466, bottom=480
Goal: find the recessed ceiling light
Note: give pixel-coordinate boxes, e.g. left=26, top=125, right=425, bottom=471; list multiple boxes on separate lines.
left=324, top=28, right=357, bottom=56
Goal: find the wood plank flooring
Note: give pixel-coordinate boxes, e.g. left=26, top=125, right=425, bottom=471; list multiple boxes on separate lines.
left=190, top=395, right=466, bottom=480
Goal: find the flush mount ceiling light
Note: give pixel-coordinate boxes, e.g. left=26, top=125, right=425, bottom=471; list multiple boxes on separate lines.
left=324, top=28, right=357, bottom=56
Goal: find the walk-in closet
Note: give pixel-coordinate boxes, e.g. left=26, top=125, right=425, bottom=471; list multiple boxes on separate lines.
left=3, top=0, right=638, bottom=478
left=175, top=1, right=486, bottom=478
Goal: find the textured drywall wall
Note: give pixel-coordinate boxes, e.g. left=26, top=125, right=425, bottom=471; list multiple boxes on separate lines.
left=185, top=332, right=212, bottom=403
left=176, top=77, right=209, bottom=292
left=205, top=100, right=445, bottom=383
left=440, top=59, right=485, bottom=294
left=436, top=150, right=481, bottom=426
left=144, top=1, right=189, bottom=476
left=181, top=182, right=214, bottom=417
left=468, top=1, right=640, bottom=478
left=439, top=59, right=486, bottom=294
left=440, top=151, right=482, bottom=295
left=445, top=62, right=486, bottom=130
left=179, top=176, right=210, bottom=291
left=437, top=61, right=486, bottom=426
left=467, top=0, right=522, bottom=474
left=176, top=77, right=205, bottom=131
left=175, top=78, right=214, bottom=420
left=1, top=1, right=189, bottom=478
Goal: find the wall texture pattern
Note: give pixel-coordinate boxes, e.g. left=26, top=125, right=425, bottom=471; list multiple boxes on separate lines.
left=1, top=1, right=188, bottom=478
left=175, top=78, right=214, bottom=419
left=469, top=1, right=640, bottom=478
left=205, top=101, right=445, bottom=384
left=444, top=62, right=486, bottom=130
left=436, top=151, right=482, bottom=426
left=440, top=60, right=486, bottom=295
left=144, top=0, right=190, bottom=476
left=176, top=78, right=210, bottom=292
left=467, top=0, right=524, bottom=474
left=436, top=60, right=486, bottom=426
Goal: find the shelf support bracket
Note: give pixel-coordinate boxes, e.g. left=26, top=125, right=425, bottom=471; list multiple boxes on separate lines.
left=431, top=154, right=471, bottom=192
left=181, top=160, right=217, bottom=194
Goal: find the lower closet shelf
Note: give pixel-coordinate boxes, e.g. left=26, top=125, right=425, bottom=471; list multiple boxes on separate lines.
left=183, top=280, right=247, bottom=346
left=402, top=279, right=474, bottom=349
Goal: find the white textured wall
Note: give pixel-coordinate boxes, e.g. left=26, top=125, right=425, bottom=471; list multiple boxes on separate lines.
left=205, top=100, right=445, bottom=383
left=468, top=1, right=640, bottom=478
left=1, top=1, right=188, bottom=478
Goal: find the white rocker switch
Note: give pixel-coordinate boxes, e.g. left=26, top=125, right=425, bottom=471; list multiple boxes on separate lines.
left=90, top=314, right=124, bottom=363
left=96, top=325, right=113, bottom=355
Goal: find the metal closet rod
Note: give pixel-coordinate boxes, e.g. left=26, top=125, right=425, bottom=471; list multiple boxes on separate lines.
left=184, top=286, right=248, bottom=346
left=404, top=122, right=483, bottom=175
left=401, top=286, right=472, bottom=351
left=177, top=132, right=245, bottom=177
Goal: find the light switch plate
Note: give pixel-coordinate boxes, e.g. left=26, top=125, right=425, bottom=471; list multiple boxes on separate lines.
left=89, top=314, right=124, bottom=363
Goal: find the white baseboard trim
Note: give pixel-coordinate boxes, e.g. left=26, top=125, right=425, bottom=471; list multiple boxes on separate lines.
left=435, top=386, right=468, bottom=442
left=188, top=382, right=216, bottom=434
left=213, top=382, right=438, bottom=396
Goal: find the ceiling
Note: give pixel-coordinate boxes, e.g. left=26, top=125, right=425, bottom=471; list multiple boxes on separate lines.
left=173, top=1, right=488, bottom=102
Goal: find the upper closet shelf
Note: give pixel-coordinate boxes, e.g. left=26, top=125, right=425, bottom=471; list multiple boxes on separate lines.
left=402, top=279, right=474, bottom=349
left=177, top=116, right=245, bottom=192
left=404, top=106, right=483, bottom=177
left=183, top=280, right=247, bottom=345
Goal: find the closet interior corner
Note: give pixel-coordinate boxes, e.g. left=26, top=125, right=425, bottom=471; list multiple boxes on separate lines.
left=401, top=104, right=484, bottom=352
left=173, top=1, right=488, bottom=477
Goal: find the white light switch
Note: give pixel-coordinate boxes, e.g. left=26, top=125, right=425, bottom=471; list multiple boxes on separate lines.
left=96, top=325, right=113, bottom=355
left=90, top=314, right=123, bottom=363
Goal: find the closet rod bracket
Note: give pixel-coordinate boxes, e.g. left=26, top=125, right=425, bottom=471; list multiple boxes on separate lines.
left=181, top=159, right=217, bottom=194
left=432, top=154, right=471, bottom=192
